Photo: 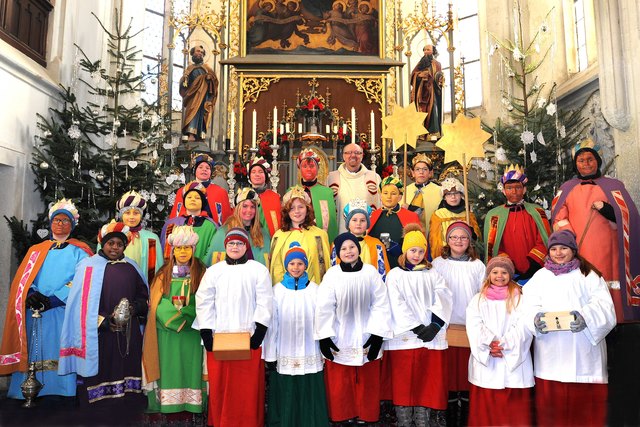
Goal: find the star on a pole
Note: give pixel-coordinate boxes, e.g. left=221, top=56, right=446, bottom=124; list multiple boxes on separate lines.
left=381, top=102, right=428, bottom=149
left=436, top=115, right=490, bottom=166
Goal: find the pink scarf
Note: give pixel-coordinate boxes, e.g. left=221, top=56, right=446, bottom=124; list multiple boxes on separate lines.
left=485, top=284, right=509, bottom=301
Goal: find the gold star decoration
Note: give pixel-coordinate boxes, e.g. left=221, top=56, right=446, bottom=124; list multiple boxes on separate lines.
left=436, top=115, right=490, bottom=166
left=381, top=102, right=428, bottom=149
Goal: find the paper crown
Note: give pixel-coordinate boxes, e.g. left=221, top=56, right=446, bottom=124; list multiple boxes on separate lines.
left=247, top=156, right=272, bottom=174
left=343, top=198, right=371, bottom=219
left=297, top=148, right=321, bottom=168
left=500, top=164, right=528, bottom=185
left=182, top=181, right=206, bottom=195
left=411, top=153, right=433, bottom=168
left=48, top=198, right=79, bottom=224
left=116, top=190, right=147, bottom=212
left=571, top=138, right=602, bottom=159
left=234, top=187, right=260, bottom=206
left=98, top=221, right=131, bottom=244
left=440, top=177, right=464, bottom=196
left=167, top=225, right=199, bottom=247
left=190, top=153, right=214, bottom=168
left=379, top=175, right=404, bottom=192
left=283, top=185, right=311, bottom=205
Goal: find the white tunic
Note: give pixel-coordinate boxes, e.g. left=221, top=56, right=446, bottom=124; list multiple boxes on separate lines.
left=193, top=260, right=273, bottom=337
left=466, top=293, right=534, bottom=389
left=384, top=267, right=453, bottom=351
left=522, top=268, right=615, bottom=383
left=431, top=257, right=485, bottom=325
left=327, top=164, right=381, bottom=232
left=314, top=263, right=392, bottom=366
left=263, top=281, right=324, bottom=375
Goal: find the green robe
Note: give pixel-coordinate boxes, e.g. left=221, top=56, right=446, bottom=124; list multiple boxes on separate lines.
left=146, top=277, right=207, bottom=414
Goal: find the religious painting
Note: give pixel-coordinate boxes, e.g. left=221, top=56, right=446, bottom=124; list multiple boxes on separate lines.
left=245, top=0, right=381, bottom=56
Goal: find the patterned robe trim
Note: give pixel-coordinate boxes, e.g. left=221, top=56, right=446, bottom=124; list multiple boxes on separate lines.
left=611, top=190, right=640, bottom=306
left=87, top=376, right=142, bottom=403
left=157, top=387, right=205, bottom=406
left=315, top=236, right=327, bottom=277
left=276, top=354, right=324, bottom=373
left=59, top=266, right=93, bottom=359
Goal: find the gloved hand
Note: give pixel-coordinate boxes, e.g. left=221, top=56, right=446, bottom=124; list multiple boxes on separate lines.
left=250, top=323, right=268, bottom=349
left=489, top=340, right=504, bottom=358
left=570, top=311, right=587, bottom=333
left=319, top=338, right=340, bottom=361
left=417, top=323, right=441, bottom=342
left=412, top=324, right=427, bottom=337
left=98, top=316, right=110, bottom=333
left=200, top=329, right=213, bottom=352
left=363, top=334, right=384, bottom=361
left=597, top=202, right=616, bottom=223
left=388, top=241, right=402, bottom=258
left=534, top=312, right=548, bottom=334
left=26, top=291, right=51, bottom=312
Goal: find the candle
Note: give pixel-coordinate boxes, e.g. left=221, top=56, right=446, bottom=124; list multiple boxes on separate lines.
left=333, top=125, right=338, bottom=134
left=342, top=123, right=347, bottom=135
left=325, top=124, right=330, bottom=134
left=280, top=124, right=284, bottom=135
left=273, top=107, right=278, bottom=142
left=392, top=139, right=396, bottom=151
left=351, top=107, right=356, bottom=144
left=230, top=110, right=235, bottom=150
left=370, top=110, right=375, bottom=150
left=285, top=123, right=290, bottom=133
left=252, top=109, right=257, bottom=149
left=298, top=123, right=303, bottom=134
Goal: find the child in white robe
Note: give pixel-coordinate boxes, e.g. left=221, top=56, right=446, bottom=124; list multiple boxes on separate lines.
left=315, top=232, right=392, bottom=424
left=385, top=224, right=453, bottom=427
left=263, top=242, right=328, bottom=427
left=466, top=256, right=534, bottom=426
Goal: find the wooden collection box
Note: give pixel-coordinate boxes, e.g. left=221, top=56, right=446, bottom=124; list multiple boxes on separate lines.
left=447, top=324, right=470, bottom=348
left=541, top=311, right=574, bottom=332
left=213, top=332, right=251, bottom=361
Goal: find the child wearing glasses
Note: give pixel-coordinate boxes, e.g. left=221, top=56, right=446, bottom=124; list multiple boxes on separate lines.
left=431, top=221, right=485, bottom=426
left=428, top=177, right=481, bottom=261
left=193, top=227, right=273, bottom=427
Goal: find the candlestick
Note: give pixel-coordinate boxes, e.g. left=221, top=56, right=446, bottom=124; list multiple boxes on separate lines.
left=252, top=110, right=257, bottom=149
left=370, top=110, right=375, bottom=150
left=351, top=107, right=356, bottom=145
left=230, top=110, right=235, bottom=150
left=273, top=107, right=278, bottom=143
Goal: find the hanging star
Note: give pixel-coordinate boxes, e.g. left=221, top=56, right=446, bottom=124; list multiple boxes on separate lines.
left=436, top=115, right=491, bottom=166
left=381, top=102, right=428, bottom=149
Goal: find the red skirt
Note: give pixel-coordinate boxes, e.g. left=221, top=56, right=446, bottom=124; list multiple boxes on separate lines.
left=379, top=354, right=392, bottom=401
left=468, top=384, right=532, bottom=426
left=206, top=349, right=265, bottom=427
left=324, top=359, right=381, bottom=422
left=387, top=348, right=448, bottom=409
left=446, top=346, right=471, bottom=391
left=535, top=377, right=607, bottom=427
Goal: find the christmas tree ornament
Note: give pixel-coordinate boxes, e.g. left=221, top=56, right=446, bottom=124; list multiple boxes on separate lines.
left=156, top=203, right=165, bottom=212
left=520, top=130, right=534, bottom=145
left=43, top=130, right=52, bottom=138
left=114, top=119, right=121, bottom=127
left=36, top=228, right=49, bottom=239
left=150, top=193, right=157, bottom=203
left=128, top=160, right=138, bottom=169
left=42, top=177, right=47, bottom=190
left=96, top=172, right=105, bottom=181
left=68, top=124, right=81, bottom=139
left=537, top=132, right=546, bottom=146
left=39, top=161, right=49, bottom=170
left=546, top=103, right=557, bottom=116
left=154, top=169, right=162, bottom=176
left=89, top=170, right=97, bottom=178
left=530, top=150, right=537, bottom=163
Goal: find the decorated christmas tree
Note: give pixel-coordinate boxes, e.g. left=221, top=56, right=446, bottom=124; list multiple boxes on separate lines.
left=471, top=6, right=588, bottom=220
left=5, top=10, right=174, bottom=258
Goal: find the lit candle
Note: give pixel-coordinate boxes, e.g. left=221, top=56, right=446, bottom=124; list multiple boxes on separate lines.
left=298, top=123, right=303, bottom=134
left=252, top=109, right=257, bottom=149
left=370, top=110, right=375, bottom=150
left=273, top=107, right=278, bottom=142
left=285, top=123, right=290, bottom=133
left=230, top=110, right=235, bottom=150
left=325, top=124, right=330, bottom=134
left=351, top=107, right=356, bottom=144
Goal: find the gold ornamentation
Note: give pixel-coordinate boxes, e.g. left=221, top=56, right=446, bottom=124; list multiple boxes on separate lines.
left=436, top=115, right=490, bottom=166
left=169, top=1, right=227, bottom=47
left=343, top=77, right=384, bottom=110
left=159, top=61, right=169, bottom=113
left=454, top=65, right=465, bottom=116
left=241, top=77, right=281, bottom=109
left=381, top=102, right=427, bottom=149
